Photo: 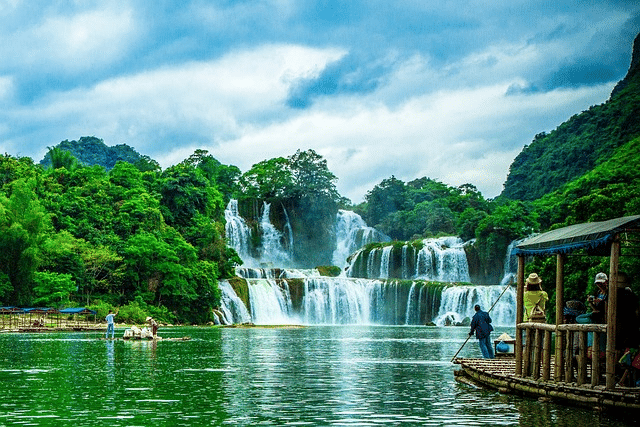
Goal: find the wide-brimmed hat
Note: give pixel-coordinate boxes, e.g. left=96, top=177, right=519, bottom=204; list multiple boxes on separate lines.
left=526, top=273, right=542, bottom=285
left=594, top=272, right=608, bottom=284
left=145, top=316, right=152, bottom=322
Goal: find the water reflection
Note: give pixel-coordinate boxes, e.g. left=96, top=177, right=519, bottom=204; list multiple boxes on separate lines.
left=0, top=327, right=635, bottom=426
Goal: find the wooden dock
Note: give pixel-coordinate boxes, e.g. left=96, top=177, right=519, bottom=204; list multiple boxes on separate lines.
left=454, top=357, right=640, bottom=410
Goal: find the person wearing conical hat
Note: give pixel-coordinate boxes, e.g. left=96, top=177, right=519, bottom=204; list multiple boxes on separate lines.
left=146, top=316, right=158, bottom=338
left=523, top=273, right=548, bottom=322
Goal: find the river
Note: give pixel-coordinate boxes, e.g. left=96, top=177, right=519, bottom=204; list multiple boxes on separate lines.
left=0, top=326, right=633, bottom=426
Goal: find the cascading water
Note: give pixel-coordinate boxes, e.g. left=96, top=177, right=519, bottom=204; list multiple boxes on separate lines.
left=221, top=203, right=516, bottom=327
left=346, top=236, right=470, bottom=282
left=258, top=202, right=293, bottom=267
left=415, top=237, right=471, bottom=282
left=224, top=200, right=252, bottom=262
left=218, top=268, right=515, bottom=326
left=216, top=280, right=252, bottom=325
left=332, top=210, right=390, bottom=268
left=433, top=285, right=516, bottom=327
left=224, top=199, right=293, bottom=268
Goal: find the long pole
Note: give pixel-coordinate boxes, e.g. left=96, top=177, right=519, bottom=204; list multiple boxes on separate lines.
left=450, top=280, right=513, bottom=363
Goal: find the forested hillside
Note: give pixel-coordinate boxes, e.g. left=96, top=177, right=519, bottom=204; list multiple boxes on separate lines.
left=501, top=32, right=640, bottom=201
left=40, top=136, right=145, bottom=171
left=0, top=150, right=240, bottom=324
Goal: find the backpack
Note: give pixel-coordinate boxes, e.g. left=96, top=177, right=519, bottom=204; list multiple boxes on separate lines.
left=529, top=296, right=546, bottom=323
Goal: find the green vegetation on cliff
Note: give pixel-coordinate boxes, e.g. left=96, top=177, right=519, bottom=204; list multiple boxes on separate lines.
left=501, top=34, right=640, bottom=201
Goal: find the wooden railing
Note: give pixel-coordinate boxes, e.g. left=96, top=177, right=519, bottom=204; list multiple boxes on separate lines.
left=517, top=322, right=608, bottom=387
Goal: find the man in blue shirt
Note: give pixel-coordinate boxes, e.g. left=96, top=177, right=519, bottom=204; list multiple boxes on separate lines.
left=469, top=305, right=494, bottom=358
left=105, top=310, right=116, bottom=339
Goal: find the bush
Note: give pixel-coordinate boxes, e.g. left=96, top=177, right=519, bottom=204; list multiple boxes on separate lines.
left=316, top=265, right=342, bottom=277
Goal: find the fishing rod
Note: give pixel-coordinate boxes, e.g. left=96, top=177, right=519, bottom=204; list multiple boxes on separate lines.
left=450, top=280, right=514, bottom=363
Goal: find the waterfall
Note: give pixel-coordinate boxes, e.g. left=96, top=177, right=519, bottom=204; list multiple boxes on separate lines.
left=379, top=246, right=393, bottom=279
left=247, top=278, right=297, bottom=324
left=218, top=280, right=252, bottom=324
left=224, top=199, right=294, bottom=268
left=332, top=210, right=390, bottom=268
left=258, top=202, right=293, bottom=267
left=501, top=239, right=521, bottom=286
left=223, top=203, right=517, bottom=327
left=346, top=236, right=470, bottom=282
left=415, top=237, right=470, bottom=282
left=303, top=277, right=373, bottom=324
left=224, top=200, right=252, bottom=262
left=433, top=285, right=516, bottom=327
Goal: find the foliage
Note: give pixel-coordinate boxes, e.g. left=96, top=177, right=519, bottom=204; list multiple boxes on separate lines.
left=316, top=266, right=342, bottom=277
left=40, top=137, right=143, bottom=171
left=501, top=61, right=640, bottom=201
left=0, top=179, right=52, bottom=306
left=0, top=145, right=243, bottom=324
left=237, top=149, right=343, bottom=267
left=359, top=177, right=491, bottom=241
left=32, top=271, right=76, bottom=307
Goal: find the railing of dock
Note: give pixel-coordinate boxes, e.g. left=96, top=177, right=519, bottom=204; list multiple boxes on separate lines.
left=517, top=322, right=608, bottom=387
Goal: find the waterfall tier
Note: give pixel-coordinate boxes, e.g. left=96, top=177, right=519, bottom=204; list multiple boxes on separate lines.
left=219, top=272, right=515, bottom=327
left=346, top=237, right=470, bottom=282
left=225, top=201, right=390, bottom=269
left=224, top=200, right=293, bottom=268
left=332, top=210, right=390, bottom=268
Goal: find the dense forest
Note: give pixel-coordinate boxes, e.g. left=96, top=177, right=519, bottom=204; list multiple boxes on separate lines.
left=1, top=34, right=639, bottom=324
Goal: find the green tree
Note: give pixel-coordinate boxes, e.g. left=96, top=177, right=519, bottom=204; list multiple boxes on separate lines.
left=365, top=176, right=408, bottom=228
left=32, top=272, right=76, bottom=307
left=0, top=179, right=52, bottom=305
left=46, top=147, right=78, bottom=171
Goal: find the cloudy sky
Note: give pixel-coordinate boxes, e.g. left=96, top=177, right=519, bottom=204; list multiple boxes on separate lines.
left=1, top=1, right=639, bottom=202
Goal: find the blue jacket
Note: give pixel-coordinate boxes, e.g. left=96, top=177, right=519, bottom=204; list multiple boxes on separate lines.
left=469, top=310, right=493, bottom=339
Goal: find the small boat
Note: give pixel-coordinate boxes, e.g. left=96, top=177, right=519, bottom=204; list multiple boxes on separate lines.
left=454, top=215, right=640, bottom=411
left=101, top=336, right=191, bottom=341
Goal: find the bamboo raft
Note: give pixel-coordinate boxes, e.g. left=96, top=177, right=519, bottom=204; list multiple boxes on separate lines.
left=454, top=357, right=640, bottom=410
left=453, top=215, right=640, bottom=412
left=101, top=336, right=191, bottom=341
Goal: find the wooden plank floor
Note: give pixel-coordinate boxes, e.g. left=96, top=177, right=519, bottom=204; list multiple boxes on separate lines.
left=454, top=357, right=640, bottom=410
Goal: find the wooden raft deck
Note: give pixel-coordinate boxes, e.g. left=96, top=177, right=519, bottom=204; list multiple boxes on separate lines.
left=454, top=357, right=640, bottom=410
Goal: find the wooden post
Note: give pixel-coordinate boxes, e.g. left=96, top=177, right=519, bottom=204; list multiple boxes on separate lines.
left=564, top=330, right=573, bottom=382
left=577, top=331, right=587, bottom=385
left=556, top=329, right=565, bottom=381
left=543, top=330, right=552, bottom=381
left=606, top=237, right=620, bottom=390
left=592, top=331, right=600, bottom=386
left=515, top=255, right=525, bottom=377
left=533, top=328, right=542, bottom=379
left=524, top=328, right=533, bottom=377
left=555, top=253, right=565, bottom=381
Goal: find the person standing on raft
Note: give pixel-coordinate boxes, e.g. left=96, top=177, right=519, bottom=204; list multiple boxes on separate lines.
left=146, top=316, right=158, bottom=338
left=469, top=304, right=494, bottom=358
left=105, top=310, right=117, bottom=339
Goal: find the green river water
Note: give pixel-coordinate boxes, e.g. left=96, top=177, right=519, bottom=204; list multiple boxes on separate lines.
left=0, top=326, right=635, bottom=426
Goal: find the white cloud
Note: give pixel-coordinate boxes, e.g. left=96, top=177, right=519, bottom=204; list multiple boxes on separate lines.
left=208, top=72, right=614, bottom=202
left=1, top=6, right=138, bottom=73
left=9, top=43, right=345, bottom=159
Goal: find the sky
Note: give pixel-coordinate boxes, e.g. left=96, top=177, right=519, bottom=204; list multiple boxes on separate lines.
left=1, top=1, right=639, bottom=203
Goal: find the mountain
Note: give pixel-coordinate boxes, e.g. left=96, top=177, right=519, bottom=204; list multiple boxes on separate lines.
left=500, top=32, right=640, bottom=201
left=39, top=136, right=144, bottom=170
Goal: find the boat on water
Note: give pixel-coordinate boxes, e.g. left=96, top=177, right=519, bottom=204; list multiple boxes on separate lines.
left=101, top=336, right=191, bottom=341
left=454, top=215, right=640, bottom=411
